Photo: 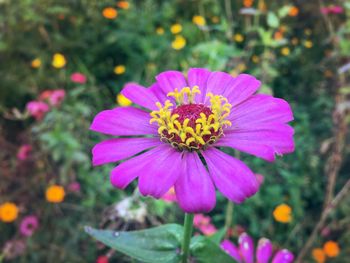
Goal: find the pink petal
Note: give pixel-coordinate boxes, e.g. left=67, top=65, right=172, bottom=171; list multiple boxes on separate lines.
left=257, top=238, right=273, bottom=263
left=187, top=68, right=211, bottom=103
left=121, top=83, right=160, bottom=110
left=174, top=152, right=216, bottom=213
left=218, top=123, right=294, bottom=162
left=239, top=233, right=255, bottom=263
left=90, top=107, right=157, bottom=136
left=228, top=94, right=293, bottom=127
left=202, top=148, right=259, bottom=203
left=155, top=71, right=187, bottom=96
left=223, top=74, right=261, bottom=107
left=204, top=71, right=233, bottom=103
left=272, top=249, right=294, bottom=263
left=137, top=145, right=183, bottom=198
left=221, top=240, right=242, bottom=262
left=92, top=137, right=162, bottom=166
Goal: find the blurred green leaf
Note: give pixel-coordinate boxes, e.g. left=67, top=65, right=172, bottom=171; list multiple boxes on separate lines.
left=267, top=12, right=280, bottom=28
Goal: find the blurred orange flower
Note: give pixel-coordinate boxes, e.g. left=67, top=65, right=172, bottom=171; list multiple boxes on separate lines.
left=114, top=65, right=126, bottom=75
left=211, top=16, right=219, bottom=24
left=0, top=202, right=18, bottom=223
left=273, top=203, right=292, bottom=223
left=323, top=241, right=340, bottom=257
left=46, top=185, right=65, bottom=203
left=312, top=248, right=326, bottom=263
left=243, top=0, right=254, bottom=8
left=274, top=31, right=284, bottom=41
left=192, top=15, right=206, bottom=26
left=102, top=7, right=118, bottom=19
left=116, top=1, right=130, bottom=10
left=31, top=58, right=41, bottom=68
left=289, top=6, right=299, bottom=17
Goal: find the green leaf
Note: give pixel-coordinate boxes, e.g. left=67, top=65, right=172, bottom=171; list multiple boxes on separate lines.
left=278, top=6, right=292, bottom=18
left=190, top=236, right=236, bottom=263
left=85, top=224, right=183, bottom=263
left=208, top=227, right=227, bottom=244
left=267, top=12, right=280, bottom=28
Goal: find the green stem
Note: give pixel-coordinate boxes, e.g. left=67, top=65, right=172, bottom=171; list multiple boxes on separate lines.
left=181, top=213, right=194, bottom=263
left=224, top=201, right=234, bottom=236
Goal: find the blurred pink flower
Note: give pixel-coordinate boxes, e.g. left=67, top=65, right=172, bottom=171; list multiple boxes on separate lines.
left=193, top=214, right=217, bottom=236
left=321, top=5, right=344, bottom=14
left=70, top=72, right=87, bottom=84
left=20, top=215, right=39, bottom=237
left=39, top=90, right=53, bottom=101
left=255, top=173, right=264, bottom=186
left=221, top=232, right=294, bottom=263
left=68, top=182, right=81, bottom=193
left=17, top=145, right=32, bottom=161
left=161, top=187, right=177, bottom=203
left=49, top=89, right=66, bottom=107
left=96, top=255, right=109, bottom=263
left=26, top=101, right=50, bottom=121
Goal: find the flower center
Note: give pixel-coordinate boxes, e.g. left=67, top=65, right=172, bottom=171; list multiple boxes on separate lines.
left=150, top=86, right=232, bottom=151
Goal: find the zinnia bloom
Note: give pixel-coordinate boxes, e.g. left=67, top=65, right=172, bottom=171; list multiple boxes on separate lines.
left=90, top=69, right=294, bottom=213
left=52, top=53, right=66, bottom=68
left=102, top=7, right=118, bottom=19
left=161, top=187, right=177, bottom=203
left=31, top=58, right=41, bottom=68
left=114, top=65, right=126, bottom=75
left=49, top=89, right=65, bottom=107
left=312, top=248, right=326, bottom=263
left=321, top=6, right=344, bottom=15
left=194, top=214, right=217, bottom=236
left=71, top=72, right=87, bottom=84
left=170, top=23, right=182, bottom=34
left=0, top=202, right=19, bottom=223
left=116, top=1, right=130, bottom=10
left=20, top=215, right=39, bottom=236
left=26, top=101, right=50, bottom=121
left=323, top=241, right=340, bottom=257
left=288, top=6, right=299, bottom=17
left=17, top=144, right=32, bottom=161
left=46, top=185, right=65, bottom=203
left=221, top=233, right=294, bottom=263
left=273, top=204, right=292, bottom=223
left=171, top=35, right=186, bottom=50
left=192, top=15, right=206, bottom=26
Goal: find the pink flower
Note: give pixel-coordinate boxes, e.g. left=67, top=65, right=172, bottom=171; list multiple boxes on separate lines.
left=49, top=89, right=65, bottom=107
left=17, top=145, right=32, bottom=161
left=39, top=90, right=53, bottom=101
left=321, top=5, right=344, bottom=15
left=221, top=233, right=294, bottom=263
left=26, top=101, right=50, bottom=121
left=161, top=187, right=177, bottom=203
left=193, top=214, right=217, bottom=236
left=20, top=215, right=39, bottom=237
left=90, top=69, right=294, bottom=213
left=96, top=255, right=109, bottom=263
left=68, top=182, right=81, bottom=193
left=70, top=72, right=87, bottom=84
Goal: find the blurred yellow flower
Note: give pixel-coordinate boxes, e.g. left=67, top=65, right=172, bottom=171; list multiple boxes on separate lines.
left=258, top=0, right=267, bottom=12
left=243, top=0, right=254, bottom=8
left=46, top=185, right=65, bottom=203
left=170, top=23, right=182, bottom=34
left=289, top=6, right=299, bottom=17
left=234, top=33, right=244, bottom=43
left=291, top=37, right=299, bottom=45
left=102, top=7, right=118, bottom=19
left=116, top=1, right=130, bottom=10
left=114, top=65, right=126, bottom=75
left=211, top=16, right=219, bottom=24
left=237, top=63, right=246, bottom=72
left=251, top=55, right=260, bottom=63
left=156, top=27, right=165, bottom=35
left=281, top=47, right=290, bottom=56
left=323, top=241, right=340, bottom=258
left=304, top=40, right=313, bottom=48
left=192, top=15, right=206, bottom=26
left=52, top=53, right=66, bottom=68
left=171, top=35, right=186, bottom=50
left=117, top=93, right=132, bottom=106
left=312, top=248, right=326, bottom=263
left=31, top=58, right=41, bottom=68
left=273, top=203, right=292, bottom=223
left=0, top=202, right=18, bottom=223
